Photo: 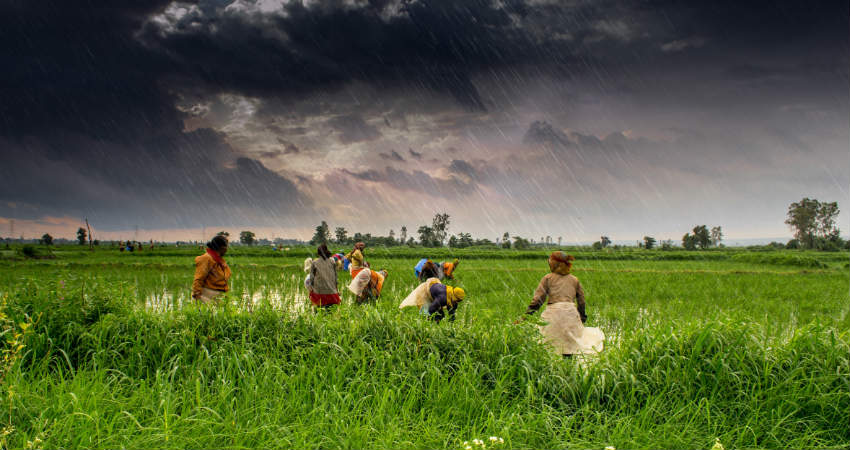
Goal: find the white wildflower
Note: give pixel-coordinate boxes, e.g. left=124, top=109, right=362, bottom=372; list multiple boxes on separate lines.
left=711, top=439, right=725, bottom=450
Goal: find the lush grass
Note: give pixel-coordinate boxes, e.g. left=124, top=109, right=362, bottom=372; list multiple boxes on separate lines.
left=0, top=249, right=848, bottom=449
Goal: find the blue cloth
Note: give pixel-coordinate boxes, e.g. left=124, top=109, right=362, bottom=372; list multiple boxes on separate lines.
left=427, top=283, right=457, bottom=322
left=414, top=258, right=428, bottom=277
left=343, top=257, right=351, bottom=271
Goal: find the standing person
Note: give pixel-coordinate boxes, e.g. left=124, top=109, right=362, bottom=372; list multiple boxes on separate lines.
left=521, top=252, right=603, bottom=356
left=192, top=235, right=231, bottom=305
left=400, top=278, right=465, bottom=323
left=346, top=242, right=367, bottom=277
left=348, top=268, right=387, bottom=304
left=306, top=244, right=341, bottom=309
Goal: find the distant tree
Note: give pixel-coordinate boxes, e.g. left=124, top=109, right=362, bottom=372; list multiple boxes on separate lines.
left=501, top=232, right=511, bottom=249
left=816, top=201, right=840, bottom=239
left=406, top=237, right=415, bottom=246
left=644, top=236, right=656, bottom=250
left=388, top=229, right=395, bottom=244
left=600, top=236, right=611, bottom=248
left=240, top=231, right=256, bottom=246
left=512, top=236, right=531, bottom=250
left=785, top=198, right=830, bottom=249
left=400, top=226, right=407, bottom=244
left=77, top=227, right=87, bottom=245
left=448, top=235, right=458, bottom=248
left=682, top=233, right=697, bottom=250
left=692, top=225, right=711, bottom=249
left=557, top=236, right=562, bottom=247
left=458, top=232, right=473, bottom=248
left=474, top=238, right=494, bottom=246
left=310, top=221, right=330, bottom=245
left=334, top=227, right=348, bottom=244
left=93, top=240, right=100, bottom=246
left=592, top=241, right=603, bottom=250
left=40, top=233, right=53, bottom=246
left=418, top=225, right=436, bottom=247
left=216, top=231, right=230, bottom=238
left=710, top=226, right=723, bottom=247
left=786, top=239, right=800, bottom=249
left=661, top=239, right=674, bottom=250
left=432, top=213, right=450, bottom=246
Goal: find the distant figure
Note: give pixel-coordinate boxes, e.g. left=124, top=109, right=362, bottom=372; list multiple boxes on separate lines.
left=331, top=253, right=346, bottom=271
left=119, top=241, right=125, bottom=252
left=192, top=235, right=231, bottom=305
left=346, top=242, right=367, bottom=277
left=414, top=258, right=460, bottom=281
left=348, top=268, right=387, bottom=304
left=400, top=278, right=465, bottom=323
left=522, top=252, right=604, bottom=356
left=306, top=244, right=341, bottom=309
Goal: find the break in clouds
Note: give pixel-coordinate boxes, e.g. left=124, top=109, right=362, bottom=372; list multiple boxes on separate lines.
left=0, top=0, right=847, bottom=241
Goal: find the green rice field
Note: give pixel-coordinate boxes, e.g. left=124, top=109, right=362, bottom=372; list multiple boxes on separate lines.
left=0, top=246, right=847, bottom=449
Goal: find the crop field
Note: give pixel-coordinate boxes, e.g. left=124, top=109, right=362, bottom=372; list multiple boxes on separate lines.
left=0, top=246, right=847, bottom=449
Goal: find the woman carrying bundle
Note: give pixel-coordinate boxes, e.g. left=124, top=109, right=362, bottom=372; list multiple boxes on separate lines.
left=306, top=244, right=341, bottom=309
left=521, top=251, right=603, bottom=356
left=192, top=235, right=231, bottom=305
left=400, top=278, right=466, bottom=323
left=348, top=268, right=388, bottom=304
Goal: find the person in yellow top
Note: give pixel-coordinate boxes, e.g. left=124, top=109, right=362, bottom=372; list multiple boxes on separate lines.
left=346, top=241, right=367, bottom=277
left=192, top=235, right=231, bottom=305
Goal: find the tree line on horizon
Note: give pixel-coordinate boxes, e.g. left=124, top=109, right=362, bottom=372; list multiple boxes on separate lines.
left=10, top=198, right=848, bottom=252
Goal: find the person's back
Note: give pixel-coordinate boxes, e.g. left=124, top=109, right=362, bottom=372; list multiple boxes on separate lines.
left=310, top=257, right=338, bottom=295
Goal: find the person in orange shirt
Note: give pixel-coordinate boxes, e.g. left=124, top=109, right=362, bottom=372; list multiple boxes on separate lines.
left=192, top=235, right=231, bottom=305
left=348, top=268, right=388, bottom=304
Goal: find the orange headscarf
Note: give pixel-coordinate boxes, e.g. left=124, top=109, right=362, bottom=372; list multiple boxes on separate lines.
left=548, top=251, right=574, bottom=275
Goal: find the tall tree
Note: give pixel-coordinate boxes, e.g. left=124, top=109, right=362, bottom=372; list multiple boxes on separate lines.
left=334, top=227, right=348, bottom=244
left=400, top=226, right=407, bottom=244
left=785, top=198, right=820, bottom=248
left=710, top=226, right=723, bottom=247
left=310, top=221, right=330, bottom=245
left=418, top=225, right=435, bottom=247
left=501, top=232, right=511, bottom=249
left=388, top=229, right=395, bottom=244
left=558, top=236, right=562, bottom=247
left=817, top=201, right=840, bottom=240
left=432, top=213, right=450, bottom=246
left=240, top=230, right=256, bottom=246
left=40, top=233, right=53, bottom=246
left=643, top=236, right=656, bottom=250
left=76, top=227, right=87, bottom=245
left=682, top=233, right=697, bottom=250
left=692, top=225, right=711, bottom=249
left=600, top=236, right=611, bottom=248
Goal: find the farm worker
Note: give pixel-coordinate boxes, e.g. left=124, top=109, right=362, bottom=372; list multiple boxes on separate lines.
left=331, top=253, right=346, bottom=270
left=306, top=244, right=341, bottom=308
left=303, top=256, right=314, bottom=289
left=346, top=242, right=367, bottom=277
left=192, top=235, right=231, bottom=305
left=400, top=279, right=466, bottom=323
left=521, top=252, right=604, bottom=356
left=415, top=258, right=460, bottom=281
left=348, top=268, right=388, bottom=304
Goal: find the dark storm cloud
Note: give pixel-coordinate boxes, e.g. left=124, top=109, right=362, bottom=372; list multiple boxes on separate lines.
left=408, top=149, right=423, bottom=161
left=0, top=0, right=846, bottom=235
left=378, top=150, right=405, bottom=162
left=327, top=114, right=382, bottom=144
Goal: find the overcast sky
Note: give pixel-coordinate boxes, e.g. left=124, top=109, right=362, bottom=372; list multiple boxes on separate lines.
left=1, top=0, right=847, bottom=243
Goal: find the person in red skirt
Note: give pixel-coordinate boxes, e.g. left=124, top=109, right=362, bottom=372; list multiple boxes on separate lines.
left=307, top=244, right=341, bottom=309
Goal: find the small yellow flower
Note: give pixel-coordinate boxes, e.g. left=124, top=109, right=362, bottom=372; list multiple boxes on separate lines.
left=605, top=446, right=616, bottom=450
left=711, top=439, right=725, bottom=450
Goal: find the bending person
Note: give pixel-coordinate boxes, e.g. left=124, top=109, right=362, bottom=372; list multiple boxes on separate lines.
left=192, top=235, right=231, bottom=305
left=523, top=252, right=603, bottom=356
left=306, top=244, right=341, bottom=309
left=400, top=278, right=466, bottom=323
left=414, top=258, right=460, bottom=281
left=348, top=268, right=388, bottom=304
